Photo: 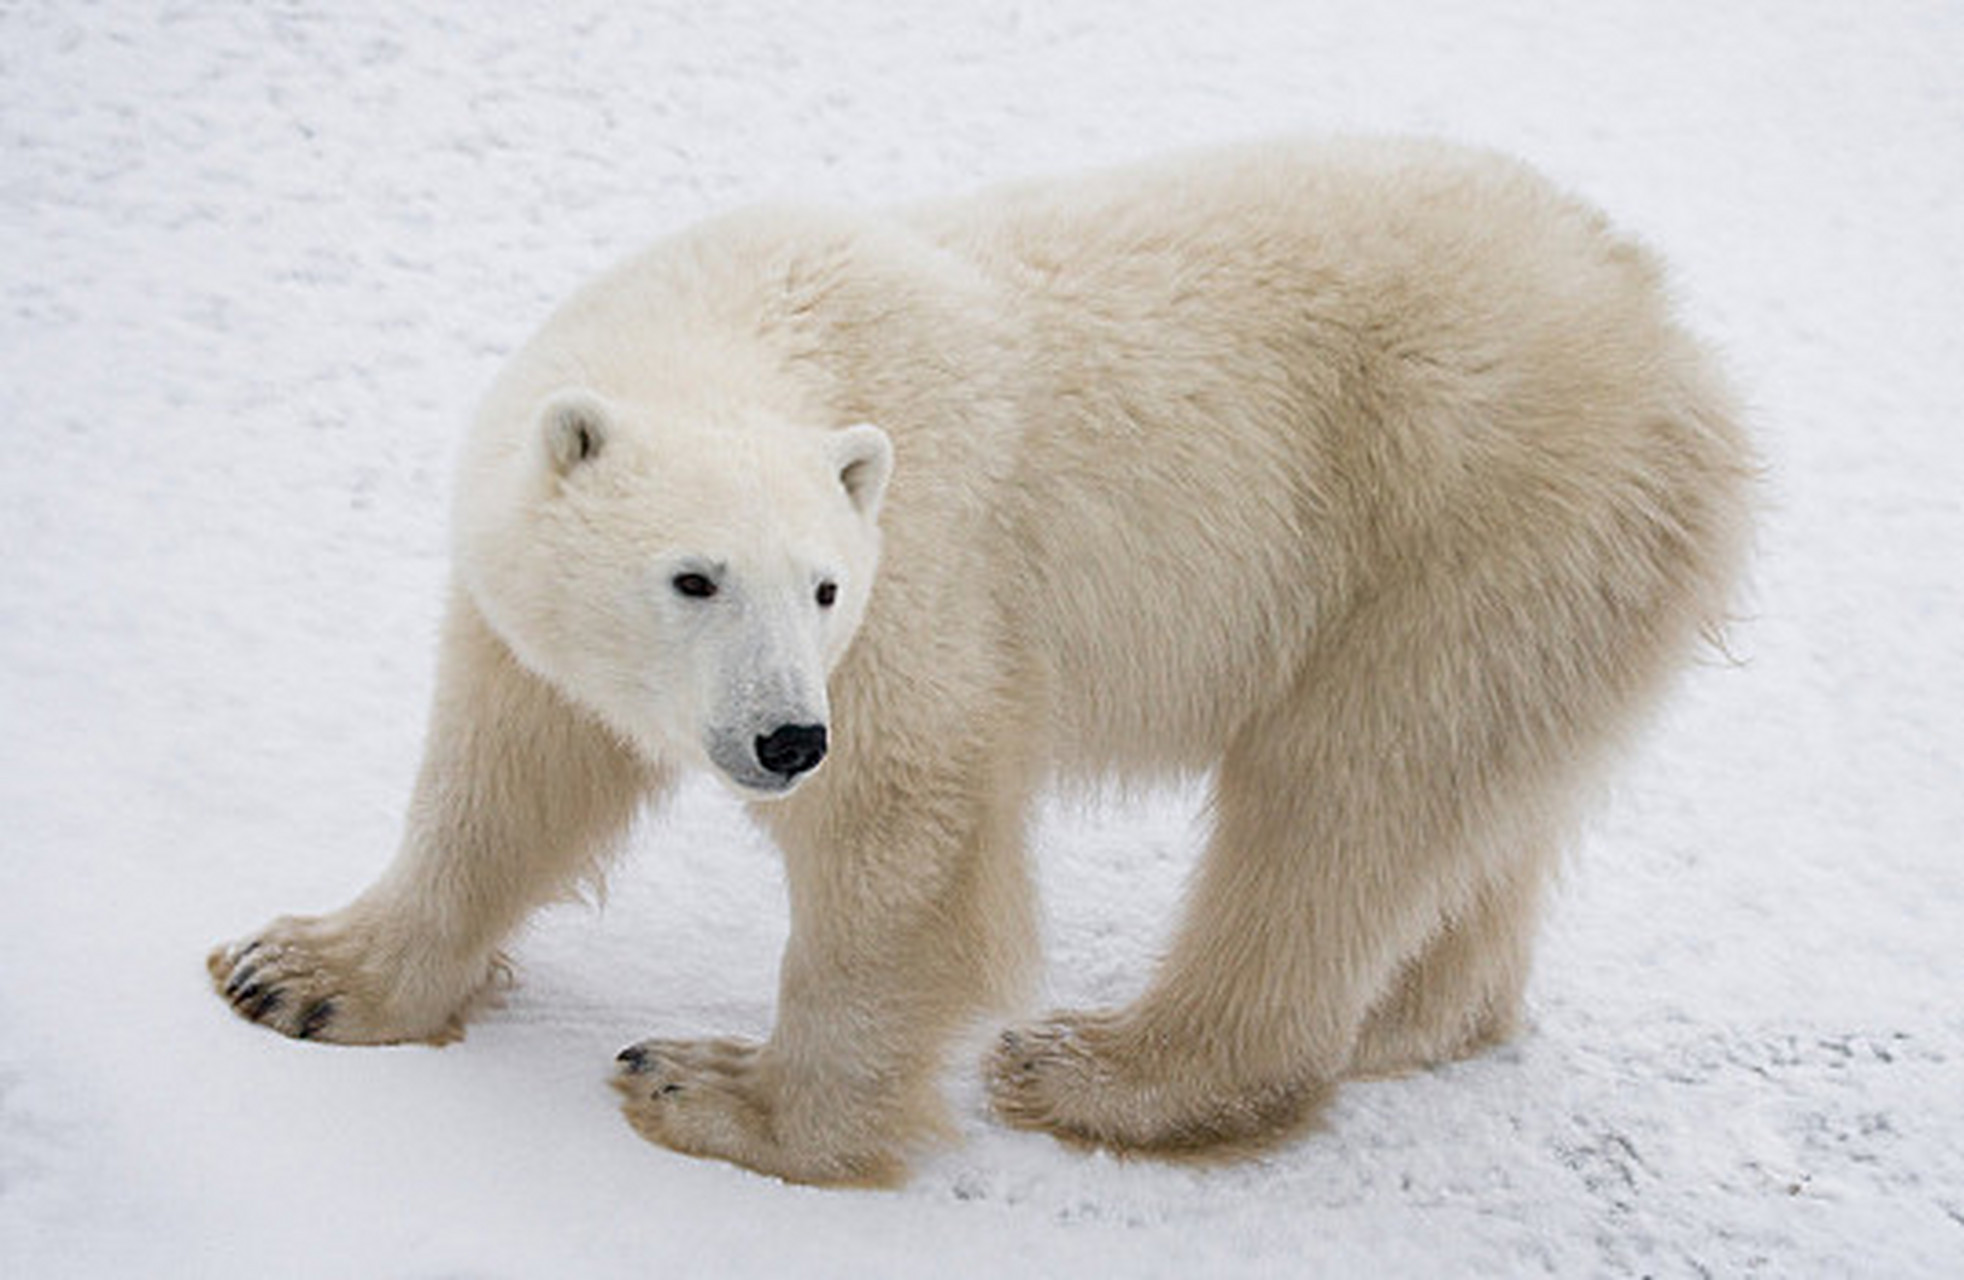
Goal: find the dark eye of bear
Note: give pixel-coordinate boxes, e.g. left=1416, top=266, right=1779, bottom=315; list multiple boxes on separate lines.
left=816, top=581, right=838, bottom=608
left=672, top=572, right=718, bottom=600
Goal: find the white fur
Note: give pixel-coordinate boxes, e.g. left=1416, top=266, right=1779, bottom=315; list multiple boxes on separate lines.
left=455, top=388, right=887, bottom=792
left=212, top=138, right=1752, bottom=1186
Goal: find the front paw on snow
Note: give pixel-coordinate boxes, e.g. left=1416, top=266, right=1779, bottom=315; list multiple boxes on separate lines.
left=609, top=1036, right=905, bottom=1187
left=613, top=1036, right=761, bottom=1098
left=611, top=1036, right=771, bottom=1158
left=209, top=936, right=344, bottom=1039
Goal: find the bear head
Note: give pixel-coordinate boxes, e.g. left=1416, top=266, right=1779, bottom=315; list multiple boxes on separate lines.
left=454, top=386, right=892, bottom=798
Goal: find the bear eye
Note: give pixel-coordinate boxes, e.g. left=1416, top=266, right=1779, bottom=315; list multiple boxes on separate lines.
left=672, top=572, right=719, bottom=600
left=815, top=580, right=838, bottom=609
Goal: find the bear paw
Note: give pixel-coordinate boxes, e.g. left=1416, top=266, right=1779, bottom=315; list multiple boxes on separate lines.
left=987, top=1011, right=1329, bottom=1156
left=611, top=1036, right=903, bottom=1186
left=207, top=916, right=471, bottom=1046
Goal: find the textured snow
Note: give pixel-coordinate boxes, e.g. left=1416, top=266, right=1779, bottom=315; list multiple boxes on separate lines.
left=3, top=1, right=1961, bottom=1276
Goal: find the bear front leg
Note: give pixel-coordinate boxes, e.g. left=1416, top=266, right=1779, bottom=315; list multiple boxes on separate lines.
left=209, top=588, right=656, bottom=1044
left=614, top=754, right=1038, bottom=1185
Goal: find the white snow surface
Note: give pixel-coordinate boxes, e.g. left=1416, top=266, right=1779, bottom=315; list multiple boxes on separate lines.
left=4, top=1, right=1961, bottom=1275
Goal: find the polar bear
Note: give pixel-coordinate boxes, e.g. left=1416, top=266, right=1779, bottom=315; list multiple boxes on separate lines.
left=210, top=139, right=1751, bottom=1185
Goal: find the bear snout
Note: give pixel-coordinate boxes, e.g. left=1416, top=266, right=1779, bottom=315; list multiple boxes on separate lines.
left=755, top=723, right=828, bottom=780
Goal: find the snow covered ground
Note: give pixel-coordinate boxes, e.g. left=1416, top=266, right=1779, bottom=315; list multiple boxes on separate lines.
left=4, top=1, right=1961, bottom=1274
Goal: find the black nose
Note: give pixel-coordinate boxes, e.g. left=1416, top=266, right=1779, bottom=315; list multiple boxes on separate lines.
left=754, top=723, right=828, bottom=779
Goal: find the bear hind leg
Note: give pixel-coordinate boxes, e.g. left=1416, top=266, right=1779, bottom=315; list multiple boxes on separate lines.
left=988, top=708, right=1468, bottom=1154
left=1344, top=847, right=1552, bottom=1080
left=987, top=590, right=1580, bottom=1155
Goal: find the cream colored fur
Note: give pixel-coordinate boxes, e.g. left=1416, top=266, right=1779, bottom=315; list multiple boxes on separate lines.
left=210, top=138, right=1752, bottom=1186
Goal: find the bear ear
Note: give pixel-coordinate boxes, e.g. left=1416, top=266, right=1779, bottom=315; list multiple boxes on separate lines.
left=540, top=390, right=610, bottom=477
left=828, top=422, right=893, bottom=520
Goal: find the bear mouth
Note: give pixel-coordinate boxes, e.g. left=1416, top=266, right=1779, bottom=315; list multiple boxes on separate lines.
left=720, top=767, right=803, bottom=798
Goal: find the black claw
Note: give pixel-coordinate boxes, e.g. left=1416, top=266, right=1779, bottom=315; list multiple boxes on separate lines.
left=248, top=988, right=285, bottom=1022
left=230, top=981, right=264, bottom=1009
left=225, top=965, right=262, bottom=1000
left=616, top=1044, right=649, bottom=1072
left=296, top=999, right=335, bottom=1040
left=657, top=1082, right=682, bottom=1097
